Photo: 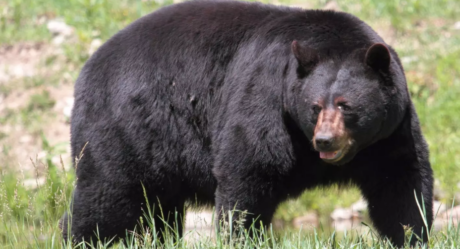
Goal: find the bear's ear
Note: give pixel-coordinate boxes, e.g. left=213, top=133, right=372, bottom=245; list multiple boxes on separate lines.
left=291, top=40, right=319, bottom=73
left=365, top=43, right=391, bottom=73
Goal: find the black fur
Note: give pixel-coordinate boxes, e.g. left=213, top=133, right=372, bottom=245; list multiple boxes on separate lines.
left=62, top=1, right=433, bottom=247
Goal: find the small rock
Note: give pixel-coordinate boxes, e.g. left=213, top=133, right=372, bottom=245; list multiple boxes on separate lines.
left=351, top=198, right=367, bottom=213
left=184, top=210, right=215, bottom=242
left=439, top=205, right=460, bottom=220
left=63, top=97, right=74, bottom=118
left=401, top=56, right=416, bottom=64
left=37, top=151, right=47, bottom=160
left=185, top=211, right=214, bottom=229
left=88, top=39, right=103, bottom=56
left=323, top=1, right=340, bottom=11
left=52, top=35, right=66, bottom=46
left=331, top=207, right=356, bottom=221
left=23, top=177, right=46, bottom=190
left=63, top=106, right=72, bottom=119
left=19, top=135, right=33, bottom=144
left=38, top=234, right=48, bottom=241
left=91, top=30, right=101, bottom=37
left=52, top=156, right=62, bottom=166
left=292, top=212, right=318, bottom=228
left=454, top=21, right=460, bottom=30
left=433, top=216, right=447, bottom=231
left=331, top=219, right=353, bottom=232
left=272, top=218, right=285, bottom=230
left=36, top=16, right=47, bottom=25
left=433, top=205, right=460, bottom=231
left=47, top=19, right=74, bottom=37
left=433, top=200, right=447, bottom=215
left=289, top=2, right=311, bottom=9
left=47, top=19, right=74, bottom=45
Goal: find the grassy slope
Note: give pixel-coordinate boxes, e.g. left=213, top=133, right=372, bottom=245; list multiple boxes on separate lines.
left=0, top=0, right=459, bottom=248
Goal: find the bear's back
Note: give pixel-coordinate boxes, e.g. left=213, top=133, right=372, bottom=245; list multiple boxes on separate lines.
left=72, top=1, right=294, bottom=125
left=71, top=1, right=298, bottom=163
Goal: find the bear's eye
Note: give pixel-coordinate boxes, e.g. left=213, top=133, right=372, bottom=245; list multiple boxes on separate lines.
left=337, top=102, right=351, bottom=112
left=312, top=105, right=322, bottom=115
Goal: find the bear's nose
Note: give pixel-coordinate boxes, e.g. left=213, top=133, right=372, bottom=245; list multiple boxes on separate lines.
left=315, top=134, right=334, bottom=150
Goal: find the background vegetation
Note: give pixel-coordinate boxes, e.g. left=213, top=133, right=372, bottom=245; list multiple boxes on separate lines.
left=0, top=0, right=459, bottom=248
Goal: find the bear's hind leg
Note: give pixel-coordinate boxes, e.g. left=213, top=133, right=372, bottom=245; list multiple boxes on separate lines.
left=66, top=182, right=147, bottom=245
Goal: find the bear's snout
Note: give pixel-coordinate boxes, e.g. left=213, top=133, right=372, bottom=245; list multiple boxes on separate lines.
left=313, top=108, right=350, bottom=162
left=314, top=134, right=334, bottom=151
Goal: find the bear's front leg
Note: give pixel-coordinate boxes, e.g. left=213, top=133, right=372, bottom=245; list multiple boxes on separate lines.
left=356, top=154, right=433, bottom=247
left=214, top=169, right=285, bottom=232
left=212, top=123, right=294, bottom=234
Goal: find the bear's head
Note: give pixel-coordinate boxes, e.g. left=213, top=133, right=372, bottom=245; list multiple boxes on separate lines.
left=289, top=41, right=408, bottom=165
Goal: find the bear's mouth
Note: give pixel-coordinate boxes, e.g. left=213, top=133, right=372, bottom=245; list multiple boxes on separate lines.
left=319, top=149, right=346, bottom=162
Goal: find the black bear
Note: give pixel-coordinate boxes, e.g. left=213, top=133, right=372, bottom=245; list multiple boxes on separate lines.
left=62, top=0, right=433, bottom=247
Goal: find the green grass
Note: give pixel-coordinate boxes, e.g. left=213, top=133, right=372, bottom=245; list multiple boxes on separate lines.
left=0, top=167, right=459, bottom=248
left=1, top=0, right=460, bottom=247
left=0, top=0, right=171, bottom=44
